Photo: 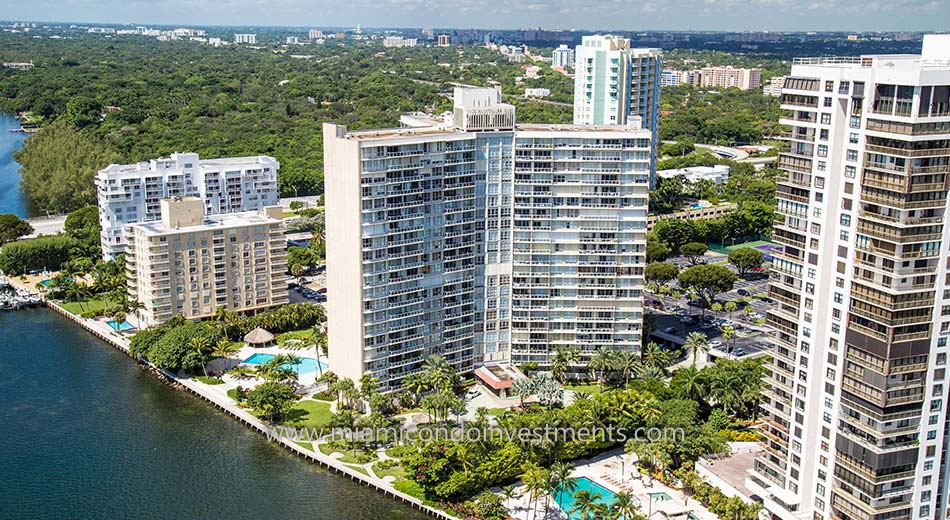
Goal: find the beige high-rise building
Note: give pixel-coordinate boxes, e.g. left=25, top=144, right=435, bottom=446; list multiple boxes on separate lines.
left=126, top=197, right=289, bottom=327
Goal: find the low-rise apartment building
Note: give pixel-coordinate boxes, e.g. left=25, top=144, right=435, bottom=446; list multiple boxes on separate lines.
left=126, top=197, right=289, bottom=328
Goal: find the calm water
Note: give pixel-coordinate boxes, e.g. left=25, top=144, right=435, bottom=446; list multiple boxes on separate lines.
left=0, top=113, right=34, bottom=217
left=0, top=309, right=427, bottom=520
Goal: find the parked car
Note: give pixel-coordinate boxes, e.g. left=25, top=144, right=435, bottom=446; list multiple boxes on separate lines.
left=317, top=287, right=328, bottom=294
left=709, top=340, right=723, bottom=348
left=662, top=326, right=678, bottom=334
left=465, top=389, right=480, bottom=399
left=700, top=322, right=716, bottom=329
left=679, top=316, right=693, bottom=324
left=737, top=289, right=751, bottom=297
left=734, top=347, right=746, bottom=356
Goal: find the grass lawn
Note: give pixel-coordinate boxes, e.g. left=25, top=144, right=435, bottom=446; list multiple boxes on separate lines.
left=294, top=441, right=313, bottom=451
left=195, top=375, right=224, bottom=385
left=384, top=445, right=403, bottom=459
left=565, top=383, right=604, bottom=395
left=373, top=464, right=406, bottom=482
left=345, top=464, right=370, bottom=476
left=61, top=296, right=116, bottom=316
left=280, top=400, right=334, bottom=429
left=485, top=407, right=512, bottom=416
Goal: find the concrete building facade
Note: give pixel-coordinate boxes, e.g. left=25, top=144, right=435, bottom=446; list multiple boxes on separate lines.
left=324, top=87, right=651, bottom=392
left=96, top=153, right=279, bottom=260
left=749, top=35, right=950, bottom=520
left=552, top=44, right=574, bottom=69
left=125, top=197, right=289, bottom=328
left=699, top=65, right=762, bottom=91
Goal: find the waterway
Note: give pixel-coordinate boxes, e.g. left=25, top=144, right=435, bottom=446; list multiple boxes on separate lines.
left=0, top=112, right=35, bottom=217
left=0, top=292, right=428, bottom=519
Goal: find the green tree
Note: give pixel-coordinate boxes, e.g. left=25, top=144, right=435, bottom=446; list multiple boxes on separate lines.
left=679, top=242, right=709, bottom=265
left=0, top=214, right=33, bottom=244
left=728, top=247, right=765, bottom=276
left=645, top=262, right=678, bottom=287
left=678, top=264, right=737, bottom=307
left=683, top=331, right=710, bottom=367
left=646, top=239, right=671, bottom=263
left=63, top=206, right=101, bottom=243
left=14, top=121, right=121, bottom=213
left=652, top=219, right=697, bottom=254
left=246, top=381, right=298, bottom=421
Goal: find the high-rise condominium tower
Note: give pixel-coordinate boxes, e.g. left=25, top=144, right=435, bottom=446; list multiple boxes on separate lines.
left=573, top=35, right=661, bottom=182
left=749, top=34, right=950, bottom=520
left=324, top=87, right=651, bottom=392
left=96, top=153, right=279, bottom=260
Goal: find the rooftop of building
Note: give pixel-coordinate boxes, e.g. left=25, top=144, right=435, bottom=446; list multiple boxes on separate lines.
left=791, top=34, right=950, bottom=70
left=131, top=208, right=282, bottom=235
left=99, top=153, right=277, bottom=175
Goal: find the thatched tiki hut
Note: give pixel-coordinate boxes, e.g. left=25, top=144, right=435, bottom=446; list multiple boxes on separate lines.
left=244, top=327, right=275, bottom=347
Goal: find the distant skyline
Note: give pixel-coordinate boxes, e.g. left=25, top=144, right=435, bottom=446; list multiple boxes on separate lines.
left=2, top=0, right=945, bottom=32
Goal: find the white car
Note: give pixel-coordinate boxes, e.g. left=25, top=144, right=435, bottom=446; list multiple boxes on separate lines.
left=465, top=389, right=480, bottom=400
left=709, top=340, right=723, bottom=348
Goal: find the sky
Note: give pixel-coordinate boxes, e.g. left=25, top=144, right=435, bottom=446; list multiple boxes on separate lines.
left=2, top=0, right=946, bottom=32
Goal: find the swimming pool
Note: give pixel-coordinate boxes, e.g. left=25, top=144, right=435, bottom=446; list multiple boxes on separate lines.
left=241, top=353, right=326, bottom=374
left=106, top=320, right=135, bottom=331
left=649, top=491, right=672, bottom=501
left=554, top=477, right=617, bottom=520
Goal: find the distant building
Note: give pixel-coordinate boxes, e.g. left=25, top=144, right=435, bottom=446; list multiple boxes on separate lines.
left=2, top=61, right=33, bottom=70
left=551, top=44, right=574, bottom=68
left=286, top=36, right=300, bottom=45
left=437, top=34, right=450, bottom=46
left=656, top=164, right=731, bottom=184
left=308, top=29, right=324, bottom=40
left=233, top=33, right=257, bottom=44
left=382, top=36, right=417, bottom=48
left=207, top=38, right=224, bottom=47
left=699, top=66, right=762, bottom=90
left=96, top=153, right=279, bottom=260
left=647, top=201, right=737, bottom=231
left=762, top=75, right=785, bottom=97
left=524, top=88, right=550, bottom=97
left=126, top=197, right=288, bottom=327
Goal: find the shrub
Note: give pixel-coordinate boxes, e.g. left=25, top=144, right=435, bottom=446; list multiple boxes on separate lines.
left=0, top=234, right=79, bottom=275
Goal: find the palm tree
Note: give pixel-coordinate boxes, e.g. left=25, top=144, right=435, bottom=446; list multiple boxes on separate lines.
left=550, top=461, right=577, bottom=502
left=589, top=346, right=615, bottom=392
left=570, top=489, right=604, bottom=520
left=608, top=490, right=641, bottom=520
left=674, top=365, right=707, bottom=402
left=720, top=325, right=737, bottom=353
left=211, top=338, right=238, bottom=359
left=642, top=342, right=672, bottom=372
left=611, top=350, right=641, bottom=389
left=187, top=336, right=213, bottom=376
left=259, top=354, right=299, bottom=383
left=683, top=331, right=710, bottom=367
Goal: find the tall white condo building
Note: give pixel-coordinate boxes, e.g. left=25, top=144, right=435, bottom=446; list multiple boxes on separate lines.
left=96, top=153, right=279, bottom=260
left=324, top=87, right=651, bottom=392
left=751, top=34, right=950, bottom=520
left=573, top=35, right=661, bottom=182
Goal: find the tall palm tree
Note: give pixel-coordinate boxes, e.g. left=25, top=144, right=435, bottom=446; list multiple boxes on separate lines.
left=589, top=346, right=615, bottom=392
left=608, top=490, right=641, bottom=520
left=550, top=461, right=577, bottom=502
left=683, top=331, right=710, bottom=367
left=611, top=350, right=641, bottom=389
left=211, top=338, right=239, bottom=360
left=570, top=489, right=604, bottom=520
left=720, top=325, right=737, bottom=353
left=674, top=365, right=707, bottom=402
left=642, top=342, right=672, bottom=372
left=187, top=336, right=213, bottom=376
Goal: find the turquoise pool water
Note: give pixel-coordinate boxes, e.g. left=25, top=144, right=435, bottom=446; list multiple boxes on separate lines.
left=241, top=353, right=326, bottom=374
left=554, top=477, right=617, bottom=519
left=649, top=491, right=672, bottom=501
left=106, top=320, right=135, bottom=331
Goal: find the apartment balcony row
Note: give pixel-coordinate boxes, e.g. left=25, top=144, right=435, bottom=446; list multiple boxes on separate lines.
left=860, top=189, right=947, bottom=210
left=832, top=483, right=913, bottom=520
left=857, top=209, right=944, bottom=228
left=865, top=143, right=950, bottom=158
left=855, top=221, right=942, bottom=244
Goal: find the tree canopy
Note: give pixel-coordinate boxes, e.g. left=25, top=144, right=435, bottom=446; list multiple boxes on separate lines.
left=0, top=214, right=32, bottom=244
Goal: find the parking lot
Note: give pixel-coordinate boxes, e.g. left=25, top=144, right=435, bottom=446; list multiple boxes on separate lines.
left=647, top=255, right=773, bottom=364
left=288, top=266, right=328, bottom=304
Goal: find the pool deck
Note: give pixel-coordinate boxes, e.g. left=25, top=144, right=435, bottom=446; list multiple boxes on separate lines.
left=505, top=448, right=718, bottom=520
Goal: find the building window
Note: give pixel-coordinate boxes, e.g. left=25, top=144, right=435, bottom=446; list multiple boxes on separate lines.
left=850, top=116, right=861, bottom=128
left=849, top=133, right=859, bottom=144
left=824, top=97, right=832, bottom=107
left=846, top=149, right=858, bottom=161
left=818, top=145, right=828, bottom=157
left=821, top=113, right=831, bottom=124
left=845, top=166, right=856, bottom=178
left=819, top=129, right=829, bottom=140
